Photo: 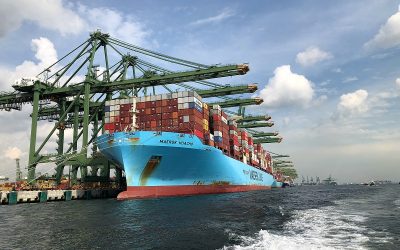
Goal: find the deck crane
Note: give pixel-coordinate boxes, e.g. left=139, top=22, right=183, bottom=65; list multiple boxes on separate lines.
left=0, top=31, right=271, bottom=185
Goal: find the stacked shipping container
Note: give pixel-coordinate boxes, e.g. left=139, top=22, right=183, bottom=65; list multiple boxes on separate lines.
left=103, top=90, right=273, bottom=173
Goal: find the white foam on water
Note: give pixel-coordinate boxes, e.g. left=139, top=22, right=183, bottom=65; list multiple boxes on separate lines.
left=394, top=199, right=400, bottom=208
left=222, top=203, right=371, bottom=250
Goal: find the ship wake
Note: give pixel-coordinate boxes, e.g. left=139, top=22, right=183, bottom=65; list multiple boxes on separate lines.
left=222, top=199, right=392, bottom=250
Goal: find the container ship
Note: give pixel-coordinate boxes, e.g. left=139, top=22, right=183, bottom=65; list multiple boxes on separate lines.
left=96, top=91, right=282, bottom=199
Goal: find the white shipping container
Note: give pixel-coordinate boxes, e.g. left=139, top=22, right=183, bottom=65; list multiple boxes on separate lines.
left=194, top=92, right=202, bottom=101
left=183, top=115, right=190, bottom=123
left=156, top=94, right=162, bottom=101
left=161, top=94, right=168, bottom=100
left=183, top=97, right=189, bottom=103
left=172, top=93, right=178, bottom=98
left=242, top=155, right=247, bottom=164
left=105, top=117, right=110, bottom=123
left=110, top=100, right=116, bottom=105
left=214, top=131, right=223, bottom=137
left=209, top=134, right=214, bottom=141
left=115, top=99, right=120, bottom=105
left=212, top=105, right=221, bottom=111
left=194, top=97, right=202, bottom=107
left=115, top=111, right=120, bottom=116
left=110, top=111, right=115, bottom=117
left=110, top=117, right=115, bottom=123
left=105, top=112, right=110, bottom=118
left=178, top=103, right=184, bottom=109
left=210, top=109, right=222, bottom=116
left=178, top=91, right=183, bottom=98
left=183, top=103, right=189, bottom=109
left=145, top=96, right=151, bottom=102
left=105, top=100, right=111, bottom=106
left=150, top=95, right=156, bottom=101
left=183, top=91, right=189, bottom=97
left=178, top=98, right=184, bottom=104
left=221, top=116, right=228, bottom=124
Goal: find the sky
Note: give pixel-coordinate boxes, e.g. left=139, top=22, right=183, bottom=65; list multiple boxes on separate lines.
left=0, top=0, right=399, bottom=183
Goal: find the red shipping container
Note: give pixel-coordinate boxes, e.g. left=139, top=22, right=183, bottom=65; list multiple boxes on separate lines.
left=104, top=123, right=115, bottom=130
left=114, top=116, right=120, bottom=122
left=120, top=110, right=130, bottom=116
left=194, top=129, right=204, bottom=139
left=137, top=102, right=145, bottom=109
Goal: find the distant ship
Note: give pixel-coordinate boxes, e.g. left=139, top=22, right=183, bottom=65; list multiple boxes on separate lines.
left=322, top=175, right=337, bottom=185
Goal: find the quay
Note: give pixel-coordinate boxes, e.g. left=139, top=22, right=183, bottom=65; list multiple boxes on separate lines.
left=0, top=189, right=121, bottom=205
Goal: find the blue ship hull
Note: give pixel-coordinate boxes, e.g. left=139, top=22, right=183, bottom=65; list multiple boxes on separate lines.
left=96, top=131, right=278, bottom=199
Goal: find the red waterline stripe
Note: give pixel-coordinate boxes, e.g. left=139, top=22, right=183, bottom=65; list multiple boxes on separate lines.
left=117, top=185, right=271, bottom=200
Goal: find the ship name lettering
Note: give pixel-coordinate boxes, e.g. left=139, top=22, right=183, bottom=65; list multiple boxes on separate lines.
left=160, top=139, right=177, bottom=144
left=179, top=141, right=193, bottom=146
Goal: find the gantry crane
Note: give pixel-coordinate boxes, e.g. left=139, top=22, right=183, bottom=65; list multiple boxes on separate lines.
left=0, top=31, right=279, bottom=186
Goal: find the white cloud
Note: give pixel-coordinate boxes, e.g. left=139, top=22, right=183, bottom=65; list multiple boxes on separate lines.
left=342, top=76, right=358, bottom=83
left=313, top=95, right=328, bottom=106
left=283, top=117, right=291, bottom=125
left=296, top=46, right=333, bottom=67
left=337, top=89, right=368, bottom=115
left=364, top=11, right=400, bottom=50
left=190, top=8, right=235, bottom=26
left=0, top=37, right=58, bottom=90
left=0, top=0, right=85, bottom=37
left=78, top=5, right=149, bottom=46
left=396, top=78, right=400, bottom=88
left=259, top=65, right=314, bottom=107
left=4, top=147, right=22, bottom=159
left=0, top=1, right=150, bottom=47
left=332, top=68, right=342, bottom=73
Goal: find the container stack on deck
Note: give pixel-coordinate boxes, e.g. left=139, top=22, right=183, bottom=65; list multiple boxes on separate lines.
left=103, top=90, right=273, bottom=173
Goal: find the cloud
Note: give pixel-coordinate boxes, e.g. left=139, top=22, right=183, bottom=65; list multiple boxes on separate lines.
left=313, top=95, right=328, bottom=106
left=364, top=11, right=400, bottom=50
left=0, top=0, right=85, bottom=37
left=396, top=78, right=400, bottom=88
left=342, top=76, right=358, bottom=83
left=190, top=8, right=235, bottom=26
left=259, top=65, right=314, bottom=107
left=296, top=46, right=333, bottom=67
left=4, top=147, right=22, bottom=159
left=337, top=89, right=368, bottom=115
left=77, top=5, right=149, bottom=46
left=0, top=37, right=58, bottom=90
left=332, top=68, right=342, bottom=73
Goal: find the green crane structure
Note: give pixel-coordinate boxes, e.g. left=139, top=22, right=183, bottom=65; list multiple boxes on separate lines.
left=269, top=152, right=298, bottom=180
left=0, top=31, right=277, bottom=185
